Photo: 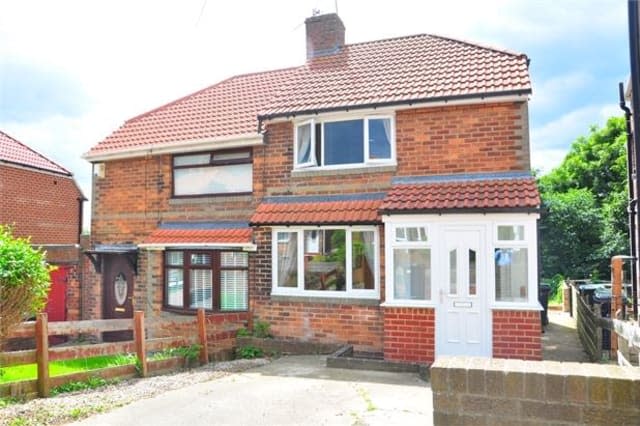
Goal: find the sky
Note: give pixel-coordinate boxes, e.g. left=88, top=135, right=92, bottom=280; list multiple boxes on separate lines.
left=0, top=0, right=632, bottom=230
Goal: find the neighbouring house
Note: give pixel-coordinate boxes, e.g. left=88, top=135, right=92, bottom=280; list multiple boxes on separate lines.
left=83, top=13, right=541, bottom=362
left=0, top=130, right=86, bottom=324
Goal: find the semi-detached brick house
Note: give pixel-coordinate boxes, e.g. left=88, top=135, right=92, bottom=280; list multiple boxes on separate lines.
left=0, top=130, right=86, bottom=323
left=83, top=13, right=542, bottom=362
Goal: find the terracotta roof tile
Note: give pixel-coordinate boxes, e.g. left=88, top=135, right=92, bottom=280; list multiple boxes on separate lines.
left=380, top=177, right=540, bottom=212
left=250, top=194, right=384, bottom=225
left=142, top=228, right=253, bottom=245
left=0, top=130, right=70, bottom=175
left=86, top=33, right=530, bottom=158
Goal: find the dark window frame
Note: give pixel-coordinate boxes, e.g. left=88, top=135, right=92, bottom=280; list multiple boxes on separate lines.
left=163, top=249, right=249, bottom=314
left=171, top=148, right=253, bottom=198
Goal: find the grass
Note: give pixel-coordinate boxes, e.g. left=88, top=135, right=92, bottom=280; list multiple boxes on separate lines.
left=0, top=353, right=136, bottom=384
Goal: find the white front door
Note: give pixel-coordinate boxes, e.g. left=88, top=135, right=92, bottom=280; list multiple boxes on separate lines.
left=435, top=226, right=490, bottom=357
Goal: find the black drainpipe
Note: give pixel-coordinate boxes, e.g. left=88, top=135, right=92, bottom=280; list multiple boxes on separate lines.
left=620, top=82, right=638, bottom=319
left=627, top=0, right=640, bottom=320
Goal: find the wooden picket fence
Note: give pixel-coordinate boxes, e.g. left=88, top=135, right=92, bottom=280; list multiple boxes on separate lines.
left=0, top=309, right=209, bottom=398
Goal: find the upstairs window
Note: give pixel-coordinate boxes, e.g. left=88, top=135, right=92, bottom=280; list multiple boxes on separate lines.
left=294, top=116, right=394, bottom=169
left=173, top=149, right=252, bottom=196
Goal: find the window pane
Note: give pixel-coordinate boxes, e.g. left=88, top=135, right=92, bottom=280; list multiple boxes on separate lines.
left=324, top=120, right=364, bottom=165
left=495, top=248, right=528, bottom=302
left=221, top=252, right=248, bottom=268
left=352, top=231, right=375, bottom=290
left=497, top=225, right=525, bottom=241
left=469, top=249, right=477, bottom=296
left=304, top=230, right=346, bottom=291
left=393, top=248, right=431, bottom=300
left=277, top=232, right=298, bottom=287
left=395, top=226, right=427, bottom=242
left=296, top=123, right=313, bottom=165
left=174, top=163, right=252, bottom=196
left=368, top=118, right=391, bottom=159
left=191, top=253, right=211, bottom=265
left=174, top=154, right=210, bottom=166
left=213, top=151, right=250, bottom=162
left=449, top=249, right=457, bottom=295
left=166, top=252, right=183, bottom=266
left=220, top=270, right=248, bottom=311
left=166, top=268, right=183, bottom=307
left=190, top=269, right=212, bottom=309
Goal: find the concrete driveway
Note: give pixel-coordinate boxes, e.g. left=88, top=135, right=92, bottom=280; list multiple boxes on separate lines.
left=72, top=355, right=433, bottom=426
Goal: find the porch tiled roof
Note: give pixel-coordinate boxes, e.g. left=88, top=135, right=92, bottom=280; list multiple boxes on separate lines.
left=380, top=174, right=540, bottom=212
left=142, top=228, right=253, bottom=245
left=86, top=33, right=530, bottom=158
left=250, top=193, right=385, bottom=225
left=0, top=130, right=71, bottom=175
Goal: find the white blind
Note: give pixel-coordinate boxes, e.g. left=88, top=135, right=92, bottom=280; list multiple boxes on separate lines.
left=221, top=252, right=248, bottom=268
left=220, top=270, right=248, bottom=311
left=190, top=269, right=213, bottom=309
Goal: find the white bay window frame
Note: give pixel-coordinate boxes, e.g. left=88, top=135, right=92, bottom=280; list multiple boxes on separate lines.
left=271, top=226, right=380, bottom=299
left=293, top=114, right=396, bottom=170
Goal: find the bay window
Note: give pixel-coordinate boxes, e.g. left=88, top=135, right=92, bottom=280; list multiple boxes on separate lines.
left=164, top=250, right=248, bottom=312
left=173, top=149, right=252, bottom=196
left=294, top=116, right=394, bottom=169
left=272, top=227, right=378, bottom=297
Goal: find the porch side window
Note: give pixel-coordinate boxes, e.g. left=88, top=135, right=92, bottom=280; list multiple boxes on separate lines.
left=173, top=149, right=252, bottom=196
left=164, top=250, right=248, bottom=312
left=390, top=226, right=431, bottom=301
left=494, top=225, right=528, bottom=303
left=272, top=227, right=378, bottom=297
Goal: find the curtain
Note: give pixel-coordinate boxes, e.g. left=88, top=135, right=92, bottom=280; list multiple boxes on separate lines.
left=297, top=124, right=312, bottom=165
left=278, top=232, right=298, bottom=287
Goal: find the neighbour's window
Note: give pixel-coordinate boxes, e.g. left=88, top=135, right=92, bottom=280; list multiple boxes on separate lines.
left=390, top=226, right=431, bottom=301
left=494, top=224, right=529, bottom=303
left=164, top=250, right=248, bottom=312
left=294, top=116, right=394, bottom=168
left=272, top=227, right=378, bottom=296
left=173, top=149, right=252, bottom=196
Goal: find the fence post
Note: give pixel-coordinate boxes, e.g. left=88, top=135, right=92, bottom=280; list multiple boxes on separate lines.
left=35, top=312, right=50, bottom=397
left=611, top=257, right=624, bottom=358
left=134, top=311, right=147, bottom=377
left=197, top=308, right=209, bottom=364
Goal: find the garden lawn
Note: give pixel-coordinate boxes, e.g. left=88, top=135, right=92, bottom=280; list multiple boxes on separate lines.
left=0, top=354, right=136, bottom=383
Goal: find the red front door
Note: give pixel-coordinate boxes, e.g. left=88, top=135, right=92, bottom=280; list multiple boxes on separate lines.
left=46, top=266, right=68, bottom=322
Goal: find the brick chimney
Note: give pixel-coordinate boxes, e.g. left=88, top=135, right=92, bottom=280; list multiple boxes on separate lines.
left=305, top=13, right=345, bottom=60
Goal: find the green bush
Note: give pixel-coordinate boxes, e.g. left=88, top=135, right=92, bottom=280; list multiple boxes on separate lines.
left=253, top=320, right=272, bottom=338
left=0, top=225, right=53, bottom=342
left=236, top=327, right=251, bottom=337
left=236, top=346, right=264, bottom=359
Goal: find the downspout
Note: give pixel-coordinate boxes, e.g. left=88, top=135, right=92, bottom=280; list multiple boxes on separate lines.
left=628, top=0, right=640, bottom=320
left=619, top=82, right=638, bottom=319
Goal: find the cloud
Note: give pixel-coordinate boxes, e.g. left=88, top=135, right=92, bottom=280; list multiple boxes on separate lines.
left=531, top=103, right=622, bottom=159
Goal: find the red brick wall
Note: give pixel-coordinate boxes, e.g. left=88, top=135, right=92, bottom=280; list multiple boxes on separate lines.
left=0, top=164, right=82, bottom=244
left=492, top=309, right=542, bottom=360
left=383, top=307, right=435, bottom=363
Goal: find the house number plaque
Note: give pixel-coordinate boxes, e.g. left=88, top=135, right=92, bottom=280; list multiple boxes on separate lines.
left=114, top=272, right=128, bottom=306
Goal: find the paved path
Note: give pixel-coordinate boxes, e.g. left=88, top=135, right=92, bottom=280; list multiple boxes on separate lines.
left=542, top=309, right=591, bottom=362
left=71, top=355, right=432, bottom=426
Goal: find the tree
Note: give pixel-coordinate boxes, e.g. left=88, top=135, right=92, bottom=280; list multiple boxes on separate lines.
left=0, top=225, right=52, bottom=343
left=539, top=116, right=629, bottom=279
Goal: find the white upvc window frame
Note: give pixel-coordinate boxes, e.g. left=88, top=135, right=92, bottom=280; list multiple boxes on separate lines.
left=293, top=113, right=396, bottom=171
left=271, top=226, right=380, bottom=299
left=384, top=223, right=435, bottom=308
left=491, top=220, right=538, bottom=309
left=293, top=119, right=316, bottom=168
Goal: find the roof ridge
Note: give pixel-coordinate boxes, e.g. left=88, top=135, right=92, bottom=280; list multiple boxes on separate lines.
left=0, top=130, right=71, bottom=175
left=124, top=65, right=304, bottom=125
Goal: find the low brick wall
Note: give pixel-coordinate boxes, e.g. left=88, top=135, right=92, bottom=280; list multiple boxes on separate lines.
left=493, top=309, right=542, bottom=360
left=383, top=307, right=434, bottom=363
left=431, top=356, right=640, bottom=425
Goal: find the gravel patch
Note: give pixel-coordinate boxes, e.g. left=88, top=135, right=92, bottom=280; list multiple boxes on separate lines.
left=0, top=358, right=270, bottom=426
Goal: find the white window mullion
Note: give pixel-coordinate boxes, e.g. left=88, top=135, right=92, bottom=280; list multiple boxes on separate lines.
left=297, top=231, right=305, bottom=290
left=363, top=118, right=370, bottom=162
left=345, top=230, right=353, bottom=292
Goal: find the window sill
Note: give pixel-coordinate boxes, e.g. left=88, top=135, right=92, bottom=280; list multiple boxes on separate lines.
left=270, top=293, right=379, bottom=306
left=162, top=306, right=249, bottom=315
left=291, top=164, right=397, bottom=178
left=380, top=300, right=435, bottom=309
left=490, top=303, right=543, bottom=311
left=169, top=193, right=253, bottom=205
